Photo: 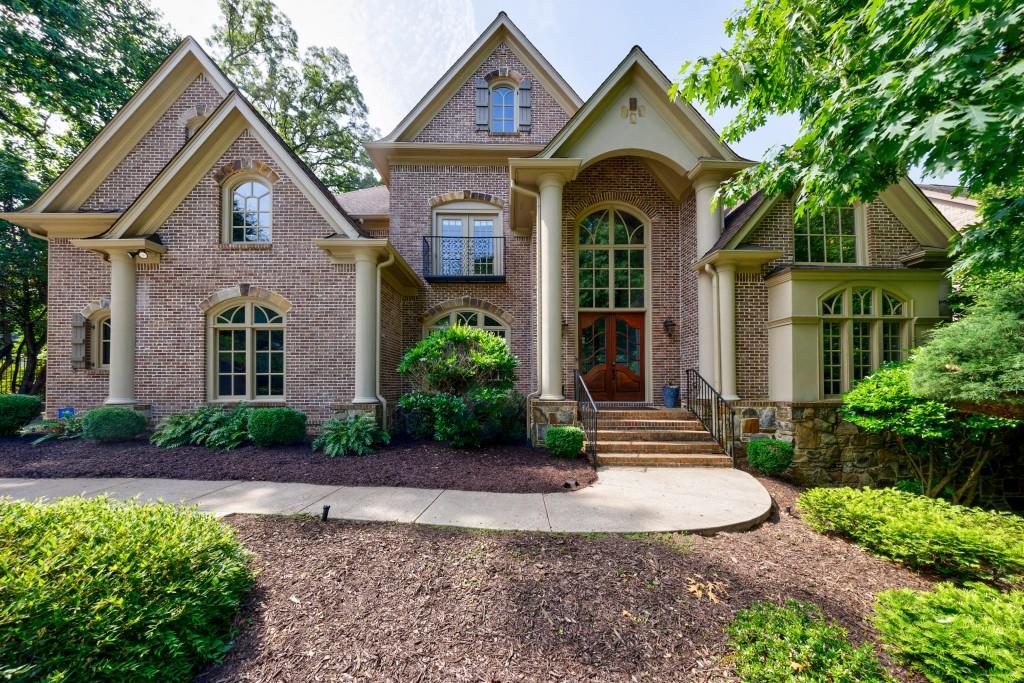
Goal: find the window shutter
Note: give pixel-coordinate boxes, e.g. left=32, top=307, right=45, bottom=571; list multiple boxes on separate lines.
left=474, top=78, right=489, bottom=130
left=71, top=314, right=86, bottom=369
left=518, top=79, right=532, bottom=132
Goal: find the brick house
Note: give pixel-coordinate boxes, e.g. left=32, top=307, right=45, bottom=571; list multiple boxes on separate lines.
left=3, top=14, right=957, bottom=473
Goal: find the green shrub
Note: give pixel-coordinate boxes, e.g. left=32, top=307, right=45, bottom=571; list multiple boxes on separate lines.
left=397, top=324, right=518, bottom=394
left=0, top=496, right=252, bottom=681
left=19, top=416, right=83, bottom=445
left=545, top=426, right=584, bottom=458
left=874, top=583, right=1024, bottom=683
left=312, top=414, right=390, bottom=456
left=469, top=387, right=527, bottom=445
left=81, top=406, right=147, bottom=442
left=248, top=407, right=307, bottom=447
left=151, top=405, right=252, bottom=450
left=746, top=439, right=794, bottom=474
left=798, top=487, right=1024, bottom=583
left=0, top=394, right=42, bottom=436
left=396, top=391, right=442, bottom=439
left=398, top=389, right=526, bottom=448
left=728, top=600, right=892, bottom=682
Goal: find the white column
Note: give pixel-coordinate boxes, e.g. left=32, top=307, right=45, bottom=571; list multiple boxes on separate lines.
left=694, top=178, right=723, bottom=383
left=538, top=173, right=565, bottom=401
left=717, top=262, right=738, bottom=400
left=106, top=250, right=137, bottom=405
left=353, top=248, right=379, bottom=403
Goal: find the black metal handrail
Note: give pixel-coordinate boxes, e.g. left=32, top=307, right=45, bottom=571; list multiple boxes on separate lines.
left=422, top=236, right=505, bottom=280
left=573, top=369, right=598, bottom=463
left=685, top=368, right=736, bottom=463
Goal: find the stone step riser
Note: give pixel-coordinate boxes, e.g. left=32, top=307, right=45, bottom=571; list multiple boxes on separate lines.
left=596, top=430, right=712, bottom=442
left=592, top=441, right=724, bottom=455
left=596, top=454, right=733, bottom=467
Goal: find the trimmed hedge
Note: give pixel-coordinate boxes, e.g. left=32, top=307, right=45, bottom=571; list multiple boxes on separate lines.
left=746, top=439, right=794, bottom=474
left=729, top=600, right=892, bottom=682
left=0, top=394, right=42, bottom=436
left=874, top=583, right=1024, bottom=683
left=798, top=487, right=1024, bottom=583
left=81, top=406, right=147, bottom=442
left=0, top=496, right=252, bottom=681
left=248, top=407, right=307, bottom=447
left=545, top=425, right=584, bottom=458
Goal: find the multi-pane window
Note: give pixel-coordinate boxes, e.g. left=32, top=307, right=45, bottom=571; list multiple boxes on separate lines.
left=578, top=208, right=646, bottom=310
left=211, top=302, right=285, bottom=399
left=428, top=309, right=509, bottom=339
left=230, top=180, right=272, bottom=243
left=820, top=287, right=909, bottom=396
left=795, top=206, right=857, bottom=264
left=433, top=213, right=501, bottom=277
left=490, top=85, right=515, bottom=133
left=92, top=316, right=111, bottom=368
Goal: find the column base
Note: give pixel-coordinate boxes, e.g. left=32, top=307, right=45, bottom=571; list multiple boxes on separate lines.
left=528, top=398, right=577, bottom=447
left=330, top=401, right=383, bottom=426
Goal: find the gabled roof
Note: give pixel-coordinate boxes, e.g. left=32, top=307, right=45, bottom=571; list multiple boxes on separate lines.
left=379, top=12, right=582, bottom=143
left=106, top=89, right=363, bottom=239
left=25, top=37, right=233, bottom=213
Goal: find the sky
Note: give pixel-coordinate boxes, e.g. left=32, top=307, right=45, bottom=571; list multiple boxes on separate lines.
left=149, top=0, right=950, bottom=182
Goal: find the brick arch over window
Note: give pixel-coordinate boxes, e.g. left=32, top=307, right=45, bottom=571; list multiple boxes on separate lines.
left=428, top=191, right=505, bottom=209
left=212, top=159, right=281, bottom=186
left=419, top=297, right=514, bottom=327
left=198, top=285, right=292, bottom=313
left=563, top=191, right=663, bottom=224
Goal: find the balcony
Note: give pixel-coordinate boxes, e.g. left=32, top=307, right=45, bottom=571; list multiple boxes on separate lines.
left=422, top=235, right=505, bottom=282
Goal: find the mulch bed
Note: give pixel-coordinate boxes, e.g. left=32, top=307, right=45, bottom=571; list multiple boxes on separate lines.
left=0, top=436, right=596, bottom=494
left=197, top=475, right=932, bottom=682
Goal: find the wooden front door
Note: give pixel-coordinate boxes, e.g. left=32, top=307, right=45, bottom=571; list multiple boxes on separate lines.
left=579, top=312, right=645, bottom=402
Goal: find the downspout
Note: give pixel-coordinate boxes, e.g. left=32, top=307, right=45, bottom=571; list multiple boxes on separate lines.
left=705, top=263, right=722, bottom=391
left=375, top=250, right=395, bottom=430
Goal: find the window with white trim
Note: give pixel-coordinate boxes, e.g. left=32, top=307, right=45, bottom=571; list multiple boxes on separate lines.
left=795, top=206, right=857, bottom=264
left=427, top=309, right=509, bottom=339
left=432, top=209, right=502, bottom=277
left=578, top=207, right=646, bottom=309
left=820, top=287, right=909, bottom=396
left=91, top=314, right=111, bottom=368
left=490, top=84, right=516, bottom=133
left=229, top=180, right=272, bottom=243
left=210, top=302, right=285, bottom=399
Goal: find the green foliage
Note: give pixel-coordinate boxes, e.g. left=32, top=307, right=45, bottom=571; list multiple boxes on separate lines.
left=841, top=362, right=1018, bottom=503
left=672, top=0, right=1023, bottom=277
left=911, top=282, right=1024, bottom=407
left=81, top=406, right=147, bottom=443
left=19, top=416, right=83, bottom=445
left=399, top=389, right=526, bottom=449
left=0, top=496, right=252, bottom=681
left=209, top=0, right=376, bottom=192
left=248, top=407, right=307, bottom=447
left=797, top=487, right=1024, bottom=584
left=0, top=394, right=42, bottom=436
left=545, top=426, right=585, bottom=459
left=728, top=600, right=892, bottom=682
left=396, top=391, right=443, bottom=440
left=874, top=583, right=1024, bottom=683
left=312, top=414, right=390, bottom=457
left=150, top=405, right=253, bottom=450
left=397, top=325, right=518, bottom=395
left=746, top=439, right=794, bottom=474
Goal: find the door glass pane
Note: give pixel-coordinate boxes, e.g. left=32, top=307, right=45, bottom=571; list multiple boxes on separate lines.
left=615, top=318, right=641, bottom=374
left=472, top=219, right=495, bottom=275
left=440, top=218, right=464, bottom=275
left=579, top=318, right=606, bottom=374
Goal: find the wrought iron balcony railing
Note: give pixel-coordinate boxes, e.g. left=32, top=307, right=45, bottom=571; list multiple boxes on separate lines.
left=422, top=235, right=505, bottom=282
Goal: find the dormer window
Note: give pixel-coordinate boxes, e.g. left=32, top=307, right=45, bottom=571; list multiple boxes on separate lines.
left=490, top=84, right=516, bottom=133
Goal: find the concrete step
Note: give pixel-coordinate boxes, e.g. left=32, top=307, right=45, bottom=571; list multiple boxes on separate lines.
left=596, top=429, right=713, bottom=442
left=595, top=453, right=733, bottom=467
left=593, top=440, right=725, bottom=455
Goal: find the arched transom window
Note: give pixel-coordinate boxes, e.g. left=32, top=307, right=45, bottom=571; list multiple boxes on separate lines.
left=230, top=180, right=272, bottom=243
left=578, top=207, right=646, bottom=309
left=427, top=309, right=509, bottom=339
left=820, top=287, right=908, bottom=396
left=210, top=302, right=285, bottom=399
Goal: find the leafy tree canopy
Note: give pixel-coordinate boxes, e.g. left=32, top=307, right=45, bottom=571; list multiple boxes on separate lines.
left=673, top=0, right=1023, bottom=276
left=210, top=0, right=378, bottom=193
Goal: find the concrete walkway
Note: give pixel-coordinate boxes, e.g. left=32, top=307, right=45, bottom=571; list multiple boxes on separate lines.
left=0, top=468, right=772, bottom=533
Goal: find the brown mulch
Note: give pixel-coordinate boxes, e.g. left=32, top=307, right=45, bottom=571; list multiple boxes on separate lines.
left=197, top=475, right=932, bottom=682
left=0, top=436, right=596, bottom=494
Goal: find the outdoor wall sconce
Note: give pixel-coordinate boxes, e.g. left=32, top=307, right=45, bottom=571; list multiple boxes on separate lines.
left=130, top=249, right=149, bottom=260
left=662, top=317, right=677, bottom=337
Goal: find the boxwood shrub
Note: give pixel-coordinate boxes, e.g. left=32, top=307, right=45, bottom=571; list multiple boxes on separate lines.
left=729, top=600, right=892, bottom=682
left=81, top=406, right=147, bottom=442
left=0, top=394, right=42, bottom=436
left=746, top=439, right=794, bottom=475
left=248, top=407, right=308, bottom=447
left=874, top=583, right=1024, bottom=683
left=545, top=425, right=584, bottom=458
left=797, top=487, right=1024, bottom=583
left=0, top=496, right=253, bottom=681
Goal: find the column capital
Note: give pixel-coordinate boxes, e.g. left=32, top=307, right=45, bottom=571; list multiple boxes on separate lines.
left=70, top=237, right=166, bottom=264
left=687, top=159, right=753, bottom=187
left=509, top=158, right=581, bottom=190
left=537, top=172, right=567, bottom=191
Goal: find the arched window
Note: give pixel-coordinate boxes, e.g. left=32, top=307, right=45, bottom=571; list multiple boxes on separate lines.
left=578, top=207, right=646, bottom=309
left=490, top=85, right=516, bottom=133
left=426, top=309, right=509, bottom=339
left=820, top=287, right=908, bottom=396
left=229, top=180, right=272, bottom=243
left=90, top=314, right=111, bottom=368
left=209, top=301, right=285, bottom=399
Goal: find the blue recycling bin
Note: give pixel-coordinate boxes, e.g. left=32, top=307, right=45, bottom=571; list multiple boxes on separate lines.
left=662, top=384, right=680, bottom=408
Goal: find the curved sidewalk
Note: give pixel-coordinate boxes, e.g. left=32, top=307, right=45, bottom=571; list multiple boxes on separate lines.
left=0, top=467, right=772, bottom=533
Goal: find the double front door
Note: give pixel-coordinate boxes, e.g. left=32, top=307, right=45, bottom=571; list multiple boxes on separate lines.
left=578, top=312, right=644, bottom=402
